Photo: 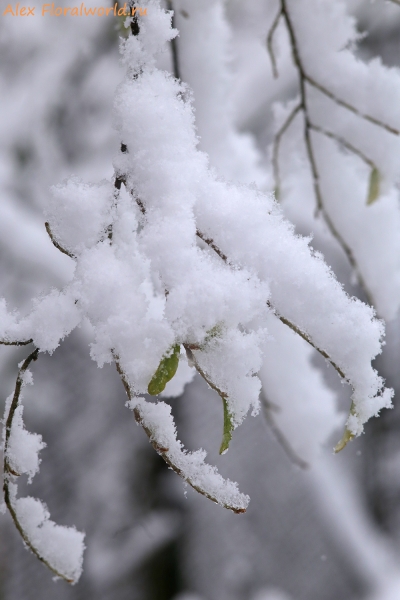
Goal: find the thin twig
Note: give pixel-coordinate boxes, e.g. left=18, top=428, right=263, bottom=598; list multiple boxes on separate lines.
left=44, top=222, right=75, bottom=259
left=267, top=8, right=283, bottom=79
left=4, top=349, right=39, bottom=464
left=3, top=350, right=73, bottom=582
left=166, top=1, right=181, bottom=80
left=196, top=229, right=228, bottom=262
left=272, top=102, right=302, bottom=197
left=270, top=305, right=347, bottom=381
left=112, top=351, right=246, bottom=513
left=309, top=122, right=376, bottom=169
left=0, top=339, right=33, bottom=346
left=260, top=392, right=309, bottom=469
left=184, top=345, right=227, bottom=399
left=305, top=74, right=400, bottom=137
left=195, top=230, right=350, bottom=384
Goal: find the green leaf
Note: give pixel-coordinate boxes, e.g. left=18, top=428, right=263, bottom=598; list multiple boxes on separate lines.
left=148, top=344, right=180, bottom=396
left=219, top=397, right=234, bottom=455
left=367, top=167, right=380, bottom=205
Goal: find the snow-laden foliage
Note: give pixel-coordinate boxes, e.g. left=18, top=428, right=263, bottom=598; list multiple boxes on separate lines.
left=1, top=0, right=397, bottom=584
left=1, top=355, right=85, bottom=583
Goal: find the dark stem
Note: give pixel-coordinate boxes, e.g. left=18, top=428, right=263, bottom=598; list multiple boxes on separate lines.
left=266, top=8, right=283, bottom=79
left=0, top=339, right=33, bottom=346
left=166, top=1, right=181, bottom=80
left=45, top=222, right=75, bottom=259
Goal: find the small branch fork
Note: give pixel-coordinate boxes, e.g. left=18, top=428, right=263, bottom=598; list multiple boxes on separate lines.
left=267, top=0, right=400, bottom=307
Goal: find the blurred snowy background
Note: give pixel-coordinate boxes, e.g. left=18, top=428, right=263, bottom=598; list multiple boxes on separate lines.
left=2, top=0, right=400, bottom=598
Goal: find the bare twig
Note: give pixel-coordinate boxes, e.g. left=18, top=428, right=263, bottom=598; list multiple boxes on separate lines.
left=305, top=74, right=400, bottom=137
left=196, top=229, right=228, bottom=262
left=112, top=351, right=246, bottom=513
left=166, top=1, right=181, bottom=80
left=267, top=8, right=283, bottom=79
left=3, top=349, right=74, bottom=583
left=260, top=392, right=309, bottom=469
left=44, top=222, right=75, bottom=259
left=269, top=304, right=347, bottom=381
left=184, top=345, right=228, bottom=399
left=309, top=123, right=376, bottom=169
left=272, top=102, right=302, bottom=198
left=4, top=349, right=39, bottom=467
left=195, top=229, right=351, bottom=385
left=0, top=339, right=33, bottom=346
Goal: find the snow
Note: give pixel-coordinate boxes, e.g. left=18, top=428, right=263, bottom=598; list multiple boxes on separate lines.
left=11, top=488, right=85, bottom=584
left=5, top=404, right=46, bottom=482
left=129, top=397, right=250, bottom=512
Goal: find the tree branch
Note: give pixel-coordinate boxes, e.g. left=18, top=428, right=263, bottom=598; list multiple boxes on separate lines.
left=44, top=222, right=75, bottom=259
left=195, top=229, right=352, bottom=388
left=112, top=351, right=246, bottom=513
left=0, top=339, right=33, bottom=346
left=305, top=74, right=400, bottom=137
left=2, top=349, right=75, bottom=583
left=276, top=0, right=376, bottom=307
left=266, top=8, right=283, bottom=79
left=166, top=1, right=181, bottom=80
left=309, top=122, right=376, bottom=169
left=272, top=102, right=302, bottom=198
left=196, top=229, right=228, bottom=262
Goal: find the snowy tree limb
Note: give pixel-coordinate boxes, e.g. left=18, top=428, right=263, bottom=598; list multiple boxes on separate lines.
left=113, top=351, right=248, bottom=513
left=2, top=349, right=83, bottom=583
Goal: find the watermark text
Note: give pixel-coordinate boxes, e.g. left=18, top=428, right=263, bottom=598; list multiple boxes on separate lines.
left=2, top=3, right=147, bottom=16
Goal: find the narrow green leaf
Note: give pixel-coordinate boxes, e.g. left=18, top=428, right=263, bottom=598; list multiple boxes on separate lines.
left=219, top=397, right=234, bottom=455
left=334, top=401, right=356, bottom=453
left=148, top=344, right=180, bottom=396
left=334, top=428, right=354, bottom=453
left=367, top=167, right=380, bottom=205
